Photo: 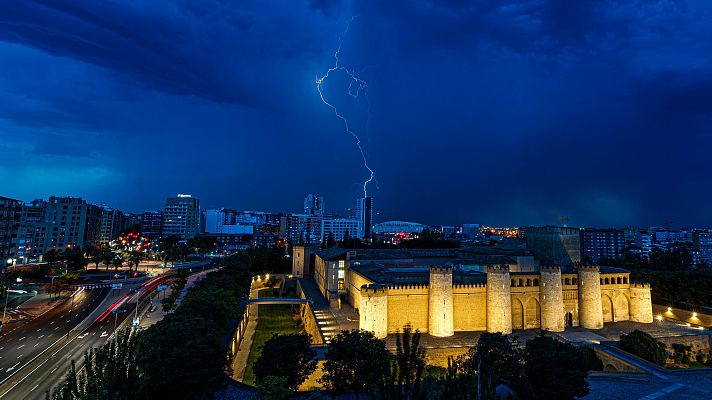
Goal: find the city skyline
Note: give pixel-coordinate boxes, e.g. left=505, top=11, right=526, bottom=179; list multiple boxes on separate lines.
left=1, top=1, right=712, bottom=227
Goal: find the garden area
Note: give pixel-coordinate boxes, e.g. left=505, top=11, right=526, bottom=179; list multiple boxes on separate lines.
left=243, top=287, right=304, bottom=385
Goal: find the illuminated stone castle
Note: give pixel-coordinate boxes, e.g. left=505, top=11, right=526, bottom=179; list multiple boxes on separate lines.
left=358, top=265, right=653, bottom=338
left=302, top=247, right=653, bottom=339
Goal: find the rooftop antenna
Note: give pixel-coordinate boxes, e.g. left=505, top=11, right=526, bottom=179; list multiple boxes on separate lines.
left=664, top=218, right=675, bottom=232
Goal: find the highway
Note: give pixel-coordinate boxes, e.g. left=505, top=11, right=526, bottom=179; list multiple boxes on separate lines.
left=0, top=288, right=110, bottom=385
left=0, top=279, right=162, bottom=399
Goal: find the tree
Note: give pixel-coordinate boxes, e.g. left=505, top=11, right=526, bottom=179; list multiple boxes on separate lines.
left=392, top=325, right=426, bottom=400
left=578, top=345, right=603, bottom=371
left=112, top=253, right=125, bottom=271
left=48, top=329, right=141, bottom=400
left=459, top=332, right=523, bottom=400
left=64, top=246, right=88, bottom=271
left=620, top=330, right=667, bottom=366
left=253, top=333, right=316, bottom=391
left=257, top=376, right=295, bottom=400
left=128, top=250, right=143, bottom=272
left=520, top=335, right=592, bottom=400
left=326, top=231, right=336, bottom=248
left=320, top=330, right=391, bottom=398
left=137, top=314, right=228, bottom=400
left=44, top=249, right=65, bottom=266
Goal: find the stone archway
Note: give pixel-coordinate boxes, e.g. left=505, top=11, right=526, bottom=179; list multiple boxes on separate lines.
left=565, top=312, right=574, bottom=327
left=614, top=294, right=630, bottom=321
left=512, top=298, right=524, bottom=330
left=602, top=294, right=614, bottom=322
left=525, top=298, right=541, bottom=329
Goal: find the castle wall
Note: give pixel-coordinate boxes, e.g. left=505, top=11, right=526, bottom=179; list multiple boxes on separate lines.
left=347, top=269, right=374, bottom=310
left=355, top=264, right=652, bottom=337
left=453, top=284, right=487, bottom=331
left=387, top=285, right=429, bottom=333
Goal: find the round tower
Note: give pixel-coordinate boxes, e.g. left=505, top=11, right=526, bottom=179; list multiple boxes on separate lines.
left=486, top=265, right=512, bottom=334
left=578, top=266, right=603, bottom=329
left=360, top=284, right=388, bottom=339
left=428, top=266, right=454, bottom=337
left=539, top=265, right=565, bottom=332
left=629, top=283, right=653, bottom=323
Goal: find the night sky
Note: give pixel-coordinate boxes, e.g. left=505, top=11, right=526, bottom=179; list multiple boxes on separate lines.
left=1, top=1, right=711, bottom=227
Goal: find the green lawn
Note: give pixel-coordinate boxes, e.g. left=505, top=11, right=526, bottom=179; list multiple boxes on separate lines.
left=243, top=288, right=302, bottom=385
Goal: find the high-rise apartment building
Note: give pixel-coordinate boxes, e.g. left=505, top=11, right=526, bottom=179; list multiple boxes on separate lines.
left=304, top=194, right=325, bottom=216
left=321, top=218, right=360, bottom=242
left=162, top=194, right=200, bottom=239
left=281, top=214, right=323, bottom=245
left=0, top=196, right=22, bottom=266
left=99, top=207, right=127, bottom=243
left=693, top=231, right=712, bottom=266
left=580, top=228, right=624, bottom=263
left=42, top=196, right=102, bottom=252
left=356, top=196, right=373, bottom=240
left=16, top=199, right=47, bottom=263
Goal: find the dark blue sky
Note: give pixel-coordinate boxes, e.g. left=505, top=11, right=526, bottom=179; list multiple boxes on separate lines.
left=1, top=0, right=711, bottom=227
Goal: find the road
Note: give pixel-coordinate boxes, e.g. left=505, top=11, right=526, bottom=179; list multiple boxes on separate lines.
left=0, top=288, right=110, bottom=385
left=0, top=286, right=154, bottom=400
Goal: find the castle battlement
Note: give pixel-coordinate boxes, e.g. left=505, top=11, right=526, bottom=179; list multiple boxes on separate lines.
left=430, top=265, right=452, bottom=273
left=487, top=264, right=510, bottom=273
left=361, top=284, right=388, bottom=296
left=453, top=283, right=486, bottom=289
left=540, top=265, right=562, bottom=272
left=386, top=283, right=429, bottom=290
left=631, top=283, right=651, bottom=289
left=578, top=265, right=600, bottom=272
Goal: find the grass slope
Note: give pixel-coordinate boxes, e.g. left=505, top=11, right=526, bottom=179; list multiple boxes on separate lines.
left=243, top=288, right=302, bottom=385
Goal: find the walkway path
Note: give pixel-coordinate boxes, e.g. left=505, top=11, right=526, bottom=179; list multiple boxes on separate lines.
left=232, top=288, right=258, bottom=381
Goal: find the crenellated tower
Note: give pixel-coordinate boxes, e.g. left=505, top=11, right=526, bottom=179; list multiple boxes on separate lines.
left=629, top=283, right=653, bottom=323
left=578, top=265, right=603, bottom=329
left=359, top=284, right=388, bottom=338
left=486, top=265, right=512, bottom=334
left=539, top=265, right=565, bottom=332
left=428, top=266, right=454, bottom=337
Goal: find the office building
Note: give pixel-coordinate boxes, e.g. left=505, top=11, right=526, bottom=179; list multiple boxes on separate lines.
left=162, top=194, right=200, bottom=239
left=140, top=211, right=163, bottom=240
left=204, top=209, right=254, bottom=235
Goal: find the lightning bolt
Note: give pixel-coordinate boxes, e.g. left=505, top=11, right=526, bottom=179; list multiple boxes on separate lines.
left=316, top=18, right=374, bottom=198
